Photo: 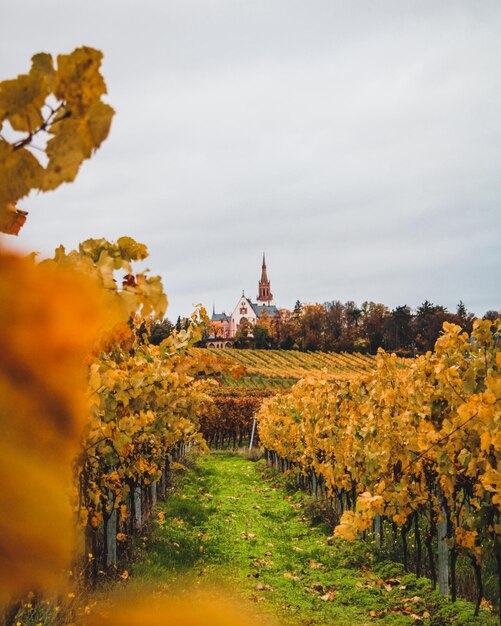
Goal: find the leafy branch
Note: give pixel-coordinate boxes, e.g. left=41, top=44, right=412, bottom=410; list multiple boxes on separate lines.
left=12, top=103, right=70, bottom=151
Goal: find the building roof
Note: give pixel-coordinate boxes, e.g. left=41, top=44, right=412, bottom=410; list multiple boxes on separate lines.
left=211, top=311, right=229, bottom=322
left=251, top=303, right=279, bottom=318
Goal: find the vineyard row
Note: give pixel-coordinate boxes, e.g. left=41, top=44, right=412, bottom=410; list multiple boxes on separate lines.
left=256, top=320, right=500, bottom=615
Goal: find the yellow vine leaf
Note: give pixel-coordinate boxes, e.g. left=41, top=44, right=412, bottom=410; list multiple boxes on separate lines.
left=0, top=60, right=48, bottom=131
left=357, top=491, right=384, bottom=514
left=333, top=511, right=359, bottom=541
left=53, top=47, right=107, bottom=113
left=0, top=142, right=44, bottom=214
left=455, top=528, right=477, bottom=550
left=0, top=203, right=28, bottom=236
left=41, top=102, right=114, bottom=191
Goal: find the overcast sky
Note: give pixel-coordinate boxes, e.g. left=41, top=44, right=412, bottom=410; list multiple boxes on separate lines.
left=2, top=1, right=500, bottom=320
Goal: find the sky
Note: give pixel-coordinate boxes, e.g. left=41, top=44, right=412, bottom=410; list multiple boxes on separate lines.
left=2, top=1, right=500, bottom=320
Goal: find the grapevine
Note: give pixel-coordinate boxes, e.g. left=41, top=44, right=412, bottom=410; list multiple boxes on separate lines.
left=257, top=320, right=500, bottom=612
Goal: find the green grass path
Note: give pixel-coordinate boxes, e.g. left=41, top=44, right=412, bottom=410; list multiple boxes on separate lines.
left=128, top=452, right=495, bottom=626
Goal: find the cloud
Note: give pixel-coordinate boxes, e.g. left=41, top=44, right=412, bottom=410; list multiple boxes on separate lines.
left=2, top=0, right=500, bottom=319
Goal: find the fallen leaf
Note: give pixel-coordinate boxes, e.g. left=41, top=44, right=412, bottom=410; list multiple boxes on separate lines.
left=320, top=591, right=336, bottom=602
left=255, top=583, right=275, bottom=591
left=241, top=532, right=257, bottom=540
left=251, top=594, right=265, bottom=603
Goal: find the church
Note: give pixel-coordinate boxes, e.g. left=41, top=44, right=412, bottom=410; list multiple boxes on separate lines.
left=206, top=254, right=279, bottom=349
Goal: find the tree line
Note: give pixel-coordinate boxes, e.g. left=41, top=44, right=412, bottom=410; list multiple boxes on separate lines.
left=256, top=299, right=493, bottom=355
left=153, top=301, right=498, bottom=356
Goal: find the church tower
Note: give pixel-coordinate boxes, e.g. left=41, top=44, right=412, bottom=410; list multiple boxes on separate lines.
left=257, top=253, right=274, bottom=305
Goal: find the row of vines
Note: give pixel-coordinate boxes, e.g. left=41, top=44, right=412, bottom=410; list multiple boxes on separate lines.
left=199, top=392, right=272, bottom=449
left=2, top=238, right=215, bottom=606
left=197, top=347, right=377, bottom=383
left=257, top=320, right=500, bottom=615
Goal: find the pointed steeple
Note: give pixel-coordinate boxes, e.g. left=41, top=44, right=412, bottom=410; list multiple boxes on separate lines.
left=260, top=252, right=269, bottom=284
left=257, top=252, right=273, bottom=304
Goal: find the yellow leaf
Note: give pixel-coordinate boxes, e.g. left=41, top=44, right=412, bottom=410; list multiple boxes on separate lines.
left=0, top=141, right=44, bottom=215
left=0, top=70, right=46, bottom=132
left=455, top=528, right=477, bottom=549
left=41, top=117, right=93, bottom=190
left=320, top=591, right=336, bottom=601
left=357, top=491, right=384, bottom=513
left=30, top=52, right=56, bottom=89
left=480, top=431, right=492, bottom=453
left=86, top=101, right=114, bottom=148
left=0, top=203, right=28, bottom=236
left=334, top=511, right=359, bottom=541
left=53, top=47, right=106, bottom=113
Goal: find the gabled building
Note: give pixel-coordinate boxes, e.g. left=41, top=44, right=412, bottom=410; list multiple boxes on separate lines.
left=210, top=308, right=231, bottom=338
left=207, top=254, right=279, bottom=348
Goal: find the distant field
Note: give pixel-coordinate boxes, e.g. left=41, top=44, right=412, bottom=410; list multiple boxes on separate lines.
left=193, top=348, right=377, bottom=391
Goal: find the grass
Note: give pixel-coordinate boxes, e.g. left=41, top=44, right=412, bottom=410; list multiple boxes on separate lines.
left=122, top=452, right=497, bottom=626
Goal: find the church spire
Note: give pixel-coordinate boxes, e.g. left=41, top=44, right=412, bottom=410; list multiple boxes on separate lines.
left=260, top=252, right=269, bottom=284
left=257, top=252, right=273, bottom=304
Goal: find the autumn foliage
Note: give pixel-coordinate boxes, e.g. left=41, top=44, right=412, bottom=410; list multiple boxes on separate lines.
left=200, top=395, right=267, bottom=448
left=0, top=252, right=116, bottom=600
left=1, top=46, right=499, bottom=623
left=0, top=49, right=218, bottom=621
left=0, top=237, right=215, bottom=600
left=87, top=594, right=270, bottom=626
left=257, top=320, right=500, bottom=608
left=0, top=47, right=114, bottom=234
